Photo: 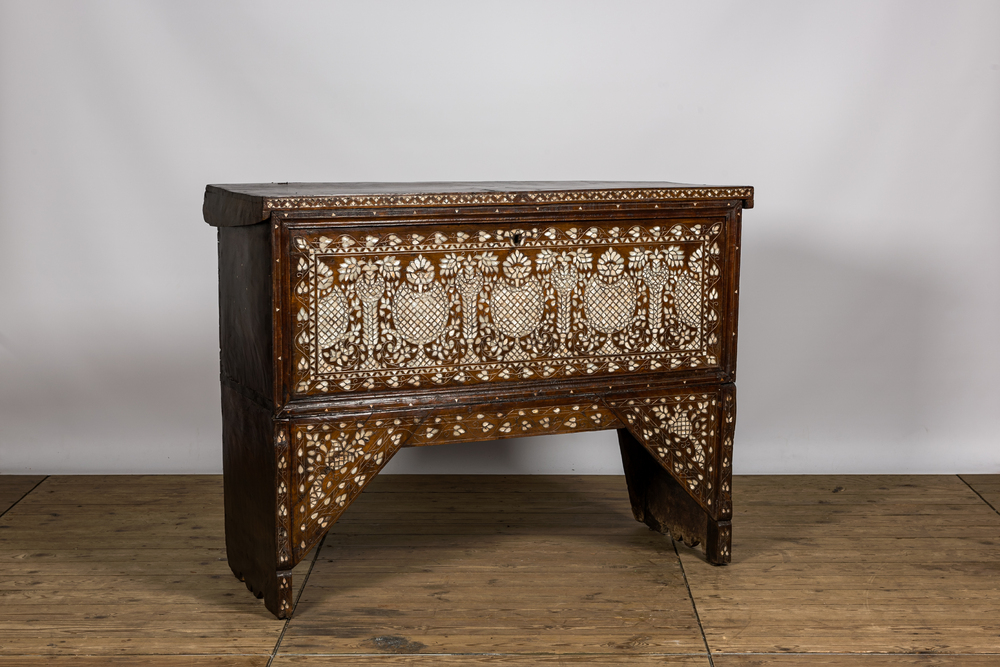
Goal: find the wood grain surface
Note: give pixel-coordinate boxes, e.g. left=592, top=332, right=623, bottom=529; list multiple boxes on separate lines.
left=1, top=474, right=997, bottom=665
left=0, top=475, right=312, bottom=660
left=0, top=475, right=45, bottom=515
left=279, top=474, right=707, bottom=657
left=962, top=474, right=1000, bottom=513
left=712, top=656, right=1000, bottom=666
left=270, top=657, right=711, bottom=666
left=676, top=475, right=1000, bottom=656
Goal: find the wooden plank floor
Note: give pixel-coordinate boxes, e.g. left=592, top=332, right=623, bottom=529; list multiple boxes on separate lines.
left=679, top=474, right=1000, bottom=664
left=962, top=474, right=1000, bottom=515
left=0, top=476, right=45, bottom=515
left=0, top=475, right=311, bottom=666
left=0, top=474, right=997, bottom=666
left=277, top=475, right=707, bottom=664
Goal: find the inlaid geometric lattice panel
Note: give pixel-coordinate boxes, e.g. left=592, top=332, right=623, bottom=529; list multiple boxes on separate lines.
left=289, top=221, right=727, bottom=394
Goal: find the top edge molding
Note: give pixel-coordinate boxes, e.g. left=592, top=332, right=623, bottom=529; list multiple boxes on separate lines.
left=204, top=182, right=754, bottom=227
left=264, top=187, right=754, bottom=210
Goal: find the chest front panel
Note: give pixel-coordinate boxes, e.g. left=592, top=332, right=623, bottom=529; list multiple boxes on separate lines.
left=287, top=216, right=730, bottom=396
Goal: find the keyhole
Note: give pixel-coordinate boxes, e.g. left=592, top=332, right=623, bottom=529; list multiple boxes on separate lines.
left=512, top=233, right=523, bottom=246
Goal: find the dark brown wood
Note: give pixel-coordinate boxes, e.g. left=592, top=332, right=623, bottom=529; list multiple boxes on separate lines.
left=961, top=474, right=1000, bottom=513
left=620, top=426, right=704, bottom=542
left=0, top=476, right=46, bottom=515
left=616, top=389, right=732, bottom=565
left=218, top=223, right=274, bottom=407
left=204, top=181, right=754, bottom=227
left=221, top=385, right=289, bottom=617
left=205, top=181, right=751, bottom=617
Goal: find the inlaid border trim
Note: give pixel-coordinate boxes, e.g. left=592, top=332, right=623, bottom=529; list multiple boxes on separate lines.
left=264, top=187, right=754, bottom=211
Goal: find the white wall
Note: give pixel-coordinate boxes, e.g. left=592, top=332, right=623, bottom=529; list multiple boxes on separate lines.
left=1, top=0, right=997, bottom=474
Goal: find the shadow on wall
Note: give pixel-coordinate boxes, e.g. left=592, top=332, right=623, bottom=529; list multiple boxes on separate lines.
left=735, top=232, right=938, bottom=472
left=383, top=431, right=624, bottom=476
left=385, top=437, right=552, bottom=476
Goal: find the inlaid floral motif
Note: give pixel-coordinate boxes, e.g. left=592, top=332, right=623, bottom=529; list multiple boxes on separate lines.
left=718, top=387, right=736, bottom=519
left=291, top=222, right=726, bottom=394
left=291, top=416, right=422, bottom=561
left=411, top=403, right=621, bottom=446
left=611, top=393, right=721, bottom=512
left=274, top=426, right=291, bottom=569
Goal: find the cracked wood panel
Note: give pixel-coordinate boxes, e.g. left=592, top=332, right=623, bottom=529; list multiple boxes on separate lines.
left=676, top=475, right=1000, bottom=655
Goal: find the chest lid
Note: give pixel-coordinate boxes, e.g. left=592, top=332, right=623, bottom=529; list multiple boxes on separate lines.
left=204, top=181, right=754, bottom=228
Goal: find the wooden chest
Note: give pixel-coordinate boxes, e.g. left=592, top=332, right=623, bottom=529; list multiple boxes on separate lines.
left=204, top=181, right=752, bottom=617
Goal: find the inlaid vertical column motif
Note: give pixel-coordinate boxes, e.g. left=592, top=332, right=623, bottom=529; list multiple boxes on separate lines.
left=274, top=424, right=292, bottom=570
left=711, top=385, right=736, bottom=561
left=290, top=221, right=728, bottom=395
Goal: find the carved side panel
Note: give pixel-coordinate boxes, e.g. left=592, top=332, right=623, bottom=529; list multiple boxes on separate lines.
left=290, top=416, right=422, bottom=561
left=610, top=392, right=721, bottom=516
left=289, top=221, right=728, bottom=395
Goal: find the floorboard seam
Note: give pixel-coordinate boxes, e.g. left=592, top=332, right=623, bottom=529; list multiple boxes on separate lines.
left=267, top=532, right=327, bottom=667
left=958, top=474, right=1000, bottom=516
left=0, top=475, right=49, bottom=519
left=715, top=652, right=1000, bottom=656
left=673, top=537, right=714, bottom=667
left=274, top=651, right=712, bottom=660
